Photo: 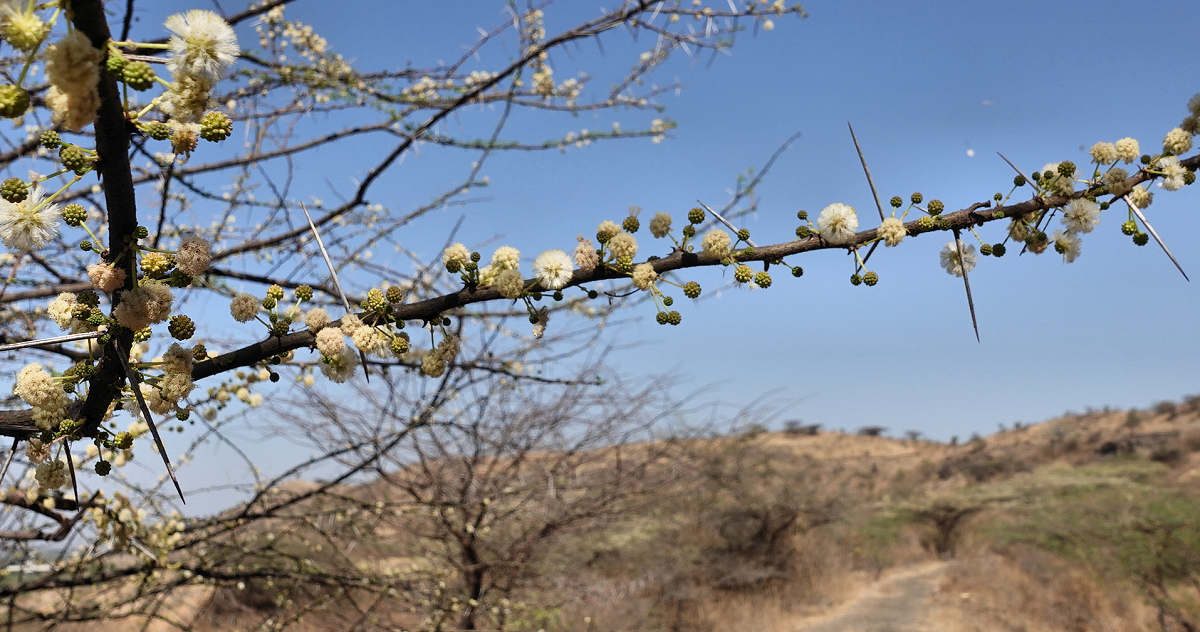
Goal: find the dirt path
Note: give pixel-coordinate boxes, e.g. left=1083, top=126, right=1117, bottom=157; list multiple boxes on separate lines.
left=791, top=561, right=950, bottom=632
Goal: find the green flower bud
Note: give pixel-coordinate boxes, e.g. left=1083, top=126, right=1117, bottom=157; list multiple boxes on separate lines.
left=622, top=216, right=640, bottom=233
left=59, top=144, right=95, bottom=176
left=199, top=110, right=234, bottom=142
left=296, top=285, right=314, bottom=301
left=753, top=270, right=771, bottom=288
left=0, top=85, right=29, bottom=118
left=683, top=281, right=701, bottom=298
left=688, top=207, right=705, bottom=224
left=39, top=130, right=60, bottom=149
left=62, top=203, right=87, bottom=226
left=910, top=192, right=923, bottom=204
left=0, top=177, right=27, bottom=203
left=733, top=264, right=753, bottom=283
left=863, top=271, right=878, bottom=286
left=168, top=314, right=195, bottom=340
left=122, top=61, right=156, bottom=91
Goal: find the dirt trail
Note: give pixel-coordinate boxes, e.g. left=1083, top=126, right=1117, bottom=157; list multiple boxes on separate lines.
left=791, top=561, right=950, bottom=632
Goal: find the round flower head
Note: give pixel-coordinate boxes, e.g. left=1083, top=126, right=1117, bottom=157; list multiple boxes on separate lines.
left=573, top=237, right=598, bottom=272
left=595, top=220, right=621, bottom=243
left=47, top=292, right=77, bottom=330
left=533, top=249, right=573, bottom=290
left=229, top=292, right=258, bottom=322
left=319, top=345, right=358, bottom=383
left=1163, top=128, right=1192, bottom=156
left=442, top=242, right=470, bottom=271
left=1115, top=137, right=1140, bottom=163
left=44, top=32, right=102, bottom=131
left=649, top=212, right=672, bottom=238
left=490, top=246, right=520, bottom=271
left=0, top=184, right=60, bottom=252
left=606, top=232, right=638, bottom=260
left=1052, top=230, right=1081, bottom=263
left=817, top=203, right=859, bottom=245
left=632, top=263, right=657, bottom=290
left=1062, top=198, right=1100, bottom=234
left=939, top=240, right=977, bottom=277
left=315, top=327, right=345, bottom=357
left=701, top=229, right=731, bottom=258
left=1158, top=156, right=1187, bottom=191
left=87, top=262, right=126, bottom=293
left=877, top=217, right=906, bottom=247
left=165, top=10, right=239, bottom=82
left=174, top=236, right=211, bottom=276
left=1089, top=141, right=1118, bottom=164
left=1128, top=185, right=1153, bottom=209
left=304, top=307, right=331, bottom=331
left=496, top=269, right=524, bottom=299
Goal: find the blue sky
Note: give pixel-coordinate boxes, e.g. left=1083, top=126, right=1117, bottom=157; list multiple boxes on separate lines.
left=111, top=0, right=1200, bottom=507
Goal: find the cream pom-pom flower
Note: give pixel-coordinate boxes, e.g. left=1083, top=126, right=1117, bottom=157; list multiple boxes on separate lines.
left=165, top=9, right=239, bottom=81
left=0, top=184, right=60, bottom=252
left=939, top=240, right=978, bottom=277
left=533, top=249, right=573, bottom=290
left=817, top=203, right=858, bottom=245
left=877, top=217, right=906, bottom=247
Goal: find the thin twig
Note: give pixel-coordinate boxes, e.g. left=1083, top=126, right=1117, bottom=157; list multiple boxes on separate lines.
left=300, top=202, right=370, bottom=381
left=848, top=122, right=885, bottom=221
left=64, top=440, right=79, bottom=505
left=0, top=438, right=16, bottom=486
left=953, top=229, right=981, bottom=342
left=1124, top=194, right=1189, bottom=282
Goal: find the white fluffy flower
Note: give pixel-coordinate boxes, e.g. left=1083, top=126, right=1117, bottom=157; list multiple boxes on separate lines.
left=304, top=307, right=331, bottom=331
left=701, top=229, right=731, bottom=258
left=1115, top=137, right=1140, bottom=163
left=817, top=203, right=859, bottom=245
left=573, top=237, right=598, bottom=272
left=174, top=236, right=211, bottom=276
left=319, top=346, right=358, bottom=383
left=442, top=243, right=470, bottom=271
left=939, top=240, right=977, bottom=277
left=1062, top=198, right=1100, bottom=234
left=165, top=10, right=239, bottom=81
left=1163, top=127, right=1192, bottom=156
left=877, top=217, right=906, bottom=247
left=315, top=327, right=344, bottom=357
left=1089, top=141, right=1118, bottom=164
left=606, top=232, right=638, bottom=260
left=0, top=184, right=60, bottom=252
left=490, top=246, right=520, bottom=271
left=1158, top=156, right=1187, bottom=191
left=229, top=292, right=258, bottom=322
left=533, top=249, right=573, bottom=290
left=496, top=269, right=524, bottom=299
left=649, top=212, right=672, bottom=238
left=1052, top=231, right=1082, bottom=263
left=632, top=263, right=657, bottom=290
left=47, top=292, right=77, bottom=329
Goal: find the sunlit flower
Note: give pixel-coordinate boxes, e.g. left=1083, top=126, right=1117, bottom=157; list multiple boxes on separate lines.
left=165, top=10, right=239, bottom=81
left=817, top=203, right=858, bottom=245
left=0, top=184, right=60, bottom=251
left=939, top=240, right=977, bottom=277
left=1062, top=198, right=1100, bottom=234
left=533, top=249, right=573, bottom=289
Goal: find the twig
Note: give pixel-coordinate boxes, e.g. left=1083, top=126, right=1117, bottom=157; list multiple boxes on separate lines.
left=0, top=438, right=16, bottom=486
left=300, top=202, right=371, bottom=381
left=1123, top=194, right=1189, bottom=282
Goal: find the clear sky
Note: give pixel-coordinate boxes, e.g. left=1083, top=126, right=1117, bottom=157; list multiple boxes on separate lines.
left=111, top=0, right=1200, bottom=510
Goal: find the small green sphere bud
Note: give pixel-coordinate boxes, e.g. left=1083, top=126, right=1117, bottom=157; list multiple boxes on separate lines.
left=469, top=251, right=481, bottom=262
left=266, top=284, right=285, bottom=300
left=688, top=207, right=705, bottom=224
left=39, top=130, right=61, bottom=149
left=682, top=224, right=696, bottom=238
left=133, top=327, right=152, bottom=342
left=62, top=203, right=87, bottom=227
left=1121, top=220, right=1137, bottom=236
left=1183, top=172, right=1196, bottom=186
left=79, top=240, right=93, bottom=251
left=262, top=296, right=277, bottom=310
left=1133, top=232, right=1149, bottom=246
left=140, top=252, right=171, bottom=277
left=59, top=144, right=94, bottom=175
left=1013, top=174, right=1026, bottom=186
left=850, top=273, right=862, bottom=286
left=192, top=344, right=207, bottom=361
left=95, top=460, right=112, bottom=476
left=143, top=121, right=171, bottom=140
left=622, top=216, right=640, bottom=233
left=389, top=333, right=411, bottom=355
left=662, top=295, right=674, bottom=306
left=442, top=316, right=451, bottom=326
left=177, top=409, right=193, bottom=421
left=796, top=210, right=808, bottom=220
left=863, top=271, right=878, bottom=286
left=683, top=281, right=701, bottom=298
left=1057, top=161, right=1076, bottom=177
left=553, top=290, right=564, bottom=301
left=733, top=264, right=753, bottom=283
left=980, top=243, right=993, bottom=256
left=105, top=51, right=127, bottom=74
left=199, top=110, right=233, bottom=142
left=614, top=256, right=633, bottom=273
left=295, top=285, right=314, bottom=301
left=736, top=228, right=750, bottom=241
left=656, top=311, right=669, bottom=325
left=385, top=286, right=403, bottom=303
left=587, top=289, right=599, bottom=299
left=0, top=177, right=27, bottom=203
left=86, top=309, right=105, bottom=327
left=122, top=61, right=156, bottom=91
left=993, top=192, right=1003, bottom=202
left=791, top=266, right=804, bottom=277
left=753, top=270, right=771, bottom=288
left=268, top=372, right=280, bottom=383
left=1140, top=155, right=1151, bottom=165
left=795, top=226, right=812, bottom=238
left=667, top=310, right=682, bottom=325
left=168, top=315, right=195, bottom=340
left=270, top=318, right=290, bottom=337
left=927, top=199, right=945, bottom=215
left=916, top=216, right=935, bottom=230
left=910, top=192, right=923, bottom=204
left=889, top=196, right=902, bottom=208
left=0, top=85, right=29, bottom=118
